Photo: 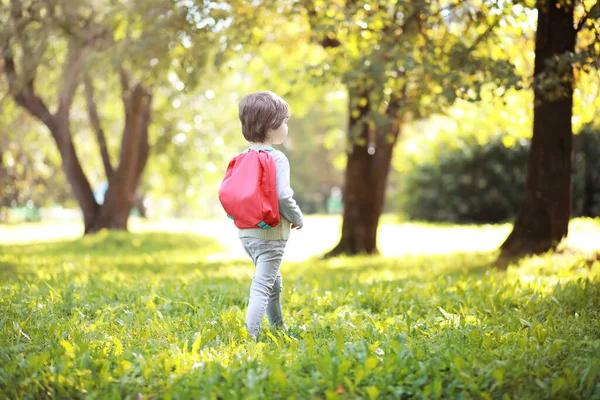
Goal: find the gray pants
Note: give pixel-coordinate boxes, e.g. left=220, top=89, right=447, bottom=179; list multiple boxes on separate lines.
left=240, top=237, right=287, bottom=339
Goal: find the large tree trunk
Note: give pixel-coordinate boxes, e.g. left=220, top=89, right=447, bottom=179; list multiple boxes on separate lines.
left=500, top=0, right=576, bottom=255
left=87, top=76, right=152, bottom=233
left=326, top=91, right=402, bottom=256
left=50, top=120, right=101, bottom=231
left=135, top=191, right=148, bottom=218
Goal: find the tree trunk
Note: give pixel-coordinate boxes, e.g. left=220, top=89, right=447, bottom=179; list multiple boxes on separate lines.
left=135, top=191, right=148, bottom=218
left=16, top=114, right=101, bottom=231
left=326, top=91, right=402, bottom=256
left=500, top=0, right=576, bottom=255
left=50, top=120, right=101, bottom=231
left=87, top=80, right=152, bottom=233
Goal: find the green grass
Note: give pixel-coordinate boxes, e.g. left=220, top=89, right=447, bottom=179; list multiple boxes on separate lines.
left=1, top=224, right=599, bottom=399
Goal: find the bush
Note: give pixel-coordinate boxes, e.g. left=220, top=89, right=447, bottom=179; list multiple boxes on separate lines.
left=574, top=125, right=600, bottom=217
left=397, top=126, right=600, bottom=223
left=397, top=135, right=529, bottom=223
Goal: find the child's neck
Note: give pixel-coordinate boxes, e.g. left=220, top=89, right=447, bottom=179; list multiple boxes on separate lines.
left=251, top=140, right=273, bottom=147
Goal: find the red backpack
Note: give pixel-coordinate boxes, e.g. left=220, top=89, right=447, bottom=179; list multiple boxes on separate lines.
left=218, top=148, right=280, bottom=229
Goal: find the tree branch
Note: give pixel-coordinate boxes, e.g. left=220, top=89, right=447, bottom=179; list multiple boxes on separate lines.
left=576, top=1, right=599, bottom=33
left=0, top=89, right=10, bottom=110
left=83, top=74, right=114, bottom=182
left=117, top=82, right=151, bottom=201
left=466, top=17, right=502, bottom=53
left=118, top=66, right=131, bottom=103
left=133, top=92, right=152, bottom=190
left=392, top=4, right=422, bottom=33
left=56, top=41, right=86, bottom=122
left=2, top=44, right=56, bottom=130
left=302, top=0, right=342, bottom=48
left=386, top=83, right=406, bottom=120
left=10, top=0, right=49, bottom=83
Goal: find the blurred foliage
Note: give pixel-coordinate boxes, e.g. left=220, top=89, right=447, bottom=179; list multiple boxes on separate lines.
left=395, top=122, right=600, bottom=223
left=286, top=92, right=347, bottom=214
left=286, top=0, right=529, bottom=156
left=574, top=124, right=600, bottom=218
left=0, top=0, right=231, bottom=221
left=390, top=84, right=532, bottom=221
left=388, top=26, right=600, bottom=222
left=0, top=102, right=71, bottom=220
left=396, top=134, right=530, bottom=223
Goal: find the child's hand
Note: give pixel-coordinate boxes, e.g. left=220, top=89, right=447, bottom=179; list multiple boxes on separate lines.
left=291, top=224, right=303, bottom=230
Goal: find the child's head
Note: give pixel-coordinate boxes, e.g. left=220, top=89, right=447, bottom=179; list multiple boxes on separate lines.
left=239, top=91, right=290, bottom=144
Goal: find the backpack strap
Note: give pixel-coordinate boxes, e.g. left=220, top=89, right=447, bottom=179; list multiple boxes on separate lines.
left=243, top=146, right=274, bottom=154
left=256, top=151, right=277, bottom=229
left=257, top=221, right=271, bottom=229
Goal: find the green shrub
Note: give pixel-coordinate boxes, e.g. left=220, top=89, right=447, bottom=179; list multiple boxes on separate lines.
left=574, top=125, right=600, bottom=217
left=397, top=126, right=600, bottom=223
left=398, top=135, right=529, bottom=223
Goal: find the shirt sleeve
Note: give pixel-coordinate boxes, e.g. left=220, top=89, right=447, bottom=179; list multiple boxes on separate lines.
left=274, top=152, right=304, bottom=227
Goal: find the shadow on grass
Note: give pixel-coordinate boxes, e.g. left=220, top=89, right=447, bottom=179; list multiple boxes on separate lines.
left=0, top=231, right=225, bottom=283
left=0, top=229, right=509, bottom=286
left=289, top=251, right=502, bottom=283
left=0, top=230, right=222, bottom=258
left=0, top=229, right=520, bottom=296
left=0, top=261, right=18, bottom=275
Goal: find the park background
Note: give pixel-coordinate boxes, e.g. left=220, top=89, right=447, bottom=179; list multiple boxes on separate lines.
left=1, top=0, right=600, bottom=398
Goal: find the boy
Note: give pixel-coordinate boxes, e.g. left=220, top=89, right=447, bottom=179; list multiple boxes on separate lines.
left=237, top=91, right=304, bottom=339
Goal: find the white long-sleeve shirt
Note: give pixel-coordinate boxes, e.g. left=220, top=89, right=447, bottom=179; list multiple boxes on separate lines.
left=238, top=144, right=304, bottom=241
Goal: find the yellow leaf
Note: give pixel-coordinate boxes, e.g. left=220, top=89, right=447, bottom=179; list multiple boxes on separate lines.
left=113, top=19, right=127, bottom=41
left=191, top=333, right=202, bottom=354
left=266, top=331, right=279, bottom=346
left=502, top=136, right=516, bottom=148
left=113, top=336, right=124, bottom=356
left=119, top=360, right=133, bottom=374
left=60, top=340, right=75, bottom=359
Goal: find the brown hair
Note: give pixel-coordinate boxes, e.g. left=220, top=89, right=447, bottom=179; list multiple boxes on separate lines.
left=239, top=91, right=290, bottom=142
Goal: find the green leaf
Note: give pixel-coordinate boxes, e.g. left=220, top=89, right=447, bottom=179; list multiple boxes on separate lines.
left=365, top=356, right=378, bottom=372
left=453, top=356, right=466, bottom=371
left=366, top=386, right=379, bottom=400
left=492, top=368, right=504, bottom=383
